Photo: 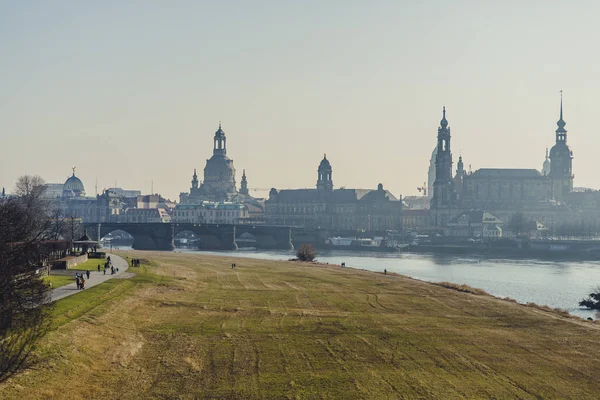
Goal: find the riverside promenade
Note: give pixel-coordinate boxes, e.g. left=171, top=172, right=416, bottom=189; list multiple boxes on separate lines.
left=50, top=254, right=130, bottom=302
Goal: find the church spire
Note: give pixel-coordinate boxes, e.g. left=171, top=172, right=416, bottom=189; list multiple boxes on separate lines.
left=191, top=168, right=199, bottom=190
left=213, top=122, right=227, bottom=155
left=556, top=90, right=567, bottom=138
left=240, top=169, right=249, bottom=195
left=440, top=106, right=448, bottom=129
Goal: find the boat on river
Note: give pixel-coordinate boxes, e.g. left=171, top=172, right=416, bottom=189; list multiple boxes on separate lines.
left=325, top=236, right=408, bottom=252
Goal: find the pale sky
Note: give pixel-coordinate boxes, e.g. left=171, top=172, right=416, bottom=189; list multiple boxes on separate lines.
left=1, top=1, right=598, bottom=200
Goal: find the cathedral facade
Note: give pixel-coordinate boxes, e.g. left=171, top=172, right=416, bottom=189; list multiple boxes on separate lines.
left=430, top=96, right=575, bottom=230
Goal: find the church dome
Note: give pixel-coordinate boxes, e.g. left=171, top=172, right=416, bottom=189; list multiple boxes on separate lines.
left=542, top=148, right=551, bottom=176
left=63, top=171, right=86, bottom=197
left=430, top=146, right=438, bottom=161
left=550, top=142, right=572, bottom=159
left=215, top=123, right=225, bottom=138
left=542, top=157, right=551, bottom=175
left=319, top=154, right=331, bottom=170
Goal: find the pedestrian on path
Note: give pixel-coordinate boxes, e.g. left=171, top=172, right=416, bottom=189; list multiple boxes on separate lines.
left=97, top=264, right=101, bottom=272
left=86, top=270, right=91, bottom=280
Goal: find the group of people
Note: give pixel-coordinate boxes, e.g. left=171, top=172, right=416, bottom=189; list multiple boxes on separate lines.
left=131, top=258, right=141, bottom=267
left=73, top=256, right=120, bottom=290
left=75, top=271, right=90, bottom=290
left=231, top=263, right=237, bottom=269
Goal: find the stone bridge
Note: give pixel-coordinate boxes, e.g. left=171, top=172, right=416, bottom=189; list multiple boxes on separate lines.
left=84, top=223, right=296, bottom=251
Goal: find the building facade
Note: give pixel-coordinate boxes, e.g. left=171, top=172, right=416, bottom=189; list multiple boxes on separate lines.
left=430, top=95, right=584, bottom=235
left=172, top=202, right=249, bottom=224
left=265, top=155, right=403, bottom=231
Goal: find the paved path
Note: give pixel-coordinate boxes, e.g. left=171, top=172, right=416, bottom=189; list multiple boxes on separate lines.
left=50, top=254, right=131, bottom=302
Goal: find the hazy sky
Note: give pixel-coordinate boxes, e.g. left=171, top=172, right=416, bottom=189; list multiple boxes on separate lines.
left=1, top=1, right=599, bottom=200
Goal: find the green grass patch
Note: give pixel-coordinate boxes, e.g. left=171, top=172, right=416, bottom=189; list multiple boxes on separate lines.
left=51, top=263, right=170, bottom=329
left=67, top=258, right=108, bottom=271
left=43, top=274, right=73, bottom=289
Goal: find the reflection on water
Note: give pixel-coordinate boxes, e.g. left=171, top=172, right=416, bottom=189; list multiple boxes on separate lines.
left=169, top=247, right=600, bottom=320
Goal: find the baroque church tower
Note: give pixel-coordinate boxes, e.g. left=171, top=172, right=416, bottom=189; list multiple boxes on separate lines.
left=239, top=170, right=249, bottom=196
left=431, top=107, right=457, bottom=226
left=191, top=168, right=199, bottom=190
left=317, top=154, right=333, bottom=195
left=432, top=108, right=456, bottom=207
left=549, top=93, right=573, bottom=199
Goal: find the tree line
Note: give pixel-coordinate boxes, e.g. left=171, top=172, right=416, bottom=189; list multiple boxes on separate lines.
left=0, top=175, right=67, bottom=381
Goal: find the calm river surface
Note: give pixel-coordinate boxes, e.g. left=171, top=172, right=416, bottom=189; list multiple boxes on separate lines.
left=174, top=248, right=600, bottom=320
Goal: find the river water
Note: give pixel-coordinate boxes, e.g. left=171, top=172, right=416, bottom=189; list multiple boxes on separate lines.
left=171, top=248, right=600, bottom=320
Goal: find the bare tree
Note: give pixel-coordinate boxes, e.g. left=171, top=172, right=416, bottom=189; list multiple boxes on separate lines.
left=14, top=175, right=46, bottom=199
left=296, top=244, right=317, bottom=261
left=0, top=176, right=54, bottom=381
left=48, top=207, right=68, bottom=241
left=508, top=212, right=526, bottom=238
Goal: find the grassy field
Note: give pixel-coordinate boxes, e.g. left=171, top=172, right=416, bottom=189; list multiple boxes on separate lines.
left=2, top=251, right=600, bottom=399
left=43, top=274, right=73, bottom=289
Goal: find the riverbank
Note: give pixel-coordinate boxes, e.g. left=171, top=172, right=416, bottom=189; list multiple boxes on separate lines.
left=173, top=247, right=600, bottom=319
left=2, top=251, right=600, bottom=399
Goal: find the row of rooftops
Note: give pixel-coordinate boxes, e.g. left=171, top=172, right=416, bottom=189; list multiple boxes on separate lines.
left=268, top=185, right=401, bottom=203
left=175, top=202, right=247, bottom=211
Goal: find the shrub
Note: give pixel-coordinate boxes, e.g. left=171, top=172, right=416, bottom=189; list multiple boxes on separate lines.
left=296, top=244, right=316, bottom=262
left=579, top=287, right=600, bottom=310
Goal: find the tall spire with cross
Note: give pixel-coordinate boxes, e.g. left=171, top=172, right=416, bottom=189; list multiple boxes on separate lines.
left=549, top=90, right=573, bottom=198
left=240, top=169, right=249, bottom=195
left=556, top=90, right=567, bottom=139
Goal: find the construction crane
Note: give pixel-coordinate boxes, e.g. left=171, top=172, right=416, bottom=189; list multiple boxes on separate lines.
left=417, top=182, right=427, bottom=197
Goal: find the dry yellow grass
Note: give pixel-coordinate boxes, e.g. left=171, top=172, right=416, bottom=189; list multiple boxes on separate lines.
left=2, top=251, right=600, bottom=399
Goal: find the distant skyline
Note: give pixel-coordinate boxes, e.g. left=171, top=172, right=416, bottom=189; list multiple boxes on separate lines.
left=2, top=1, right=599, bottom=200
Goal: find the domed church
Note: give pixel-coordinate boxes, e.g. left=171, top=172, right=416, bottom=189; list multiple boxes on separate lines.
left=62, top=167, right=86, bottom=198
left=182, top=123, right=249, bottom=203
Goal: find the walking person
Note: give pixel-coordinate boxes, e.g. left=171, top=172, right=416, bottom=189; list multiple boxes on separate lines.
left=384, top=269, right=387, bottom=275
left=86, top=270, right=90, bottom=280
left=97, top=264, right=101, bottom=272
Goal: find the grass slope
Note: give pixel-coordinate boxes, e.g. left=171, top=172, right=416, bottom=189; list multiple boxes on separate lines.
left=2, top=251, right=600, bottom=399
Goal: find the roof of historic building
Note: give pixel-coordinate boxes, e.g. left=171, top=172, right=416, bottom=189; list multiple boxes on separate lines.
left=272, top=187, right=399, bottom=203
left=318, top=154, right=332, bottom=170
left=467, top=168, right=546, bottom=179
left=63, top=171, right=86, bottom=196
left=64, top=174, right=84, bottom=190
